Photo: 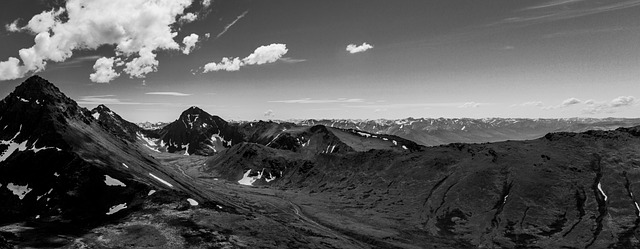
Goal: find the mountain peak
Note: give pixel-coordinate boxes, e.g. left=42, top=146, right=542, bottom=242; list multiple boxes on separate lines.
left=179, top=106, right=211, bottom=118
left=11, top=75, right=68, bottom=102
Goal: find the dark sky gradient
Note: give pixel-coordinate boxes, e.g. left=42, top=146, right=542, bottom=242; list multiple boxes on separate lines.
left=1, top=0, right=639, bottom=122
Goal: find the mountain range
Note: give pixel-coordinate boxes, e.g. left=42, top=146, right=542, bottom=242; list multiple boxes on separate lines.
left=1, top=76, right=640, bottom=248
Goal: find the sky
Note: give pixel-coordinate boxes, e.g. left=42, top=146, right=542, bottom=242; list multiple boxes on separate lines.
left=0, top=0, right=639, bottom=122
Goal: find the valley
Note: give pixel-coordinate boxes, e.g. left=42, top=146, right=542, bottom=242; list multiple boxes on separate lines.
left=1, top=76, right=640, bottom=248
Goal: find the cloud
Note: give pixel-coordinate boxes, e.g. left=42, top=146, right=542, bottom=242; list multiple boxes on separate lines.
left=182, top=33, right=199, bottom=55
left=203, top=57, right=242, bottom=72
left=542, top=97, right=582, bottom=110
left=346, top=43, right=374, bottom=54
left=279, top=57, right=307, bottom=63
left=0, top=0, right=195, bottom=81
left=561, top=97, right=581, bottom=106
left=77, top=95, right=186, bottom=106
left=459, top=102, right=480, bottom=108
left=0, top=58, right=22, bottom=81
left=497, top=0, right=640, bottom=26
left=610, top=96, right=635, bottom=107
left=243, top=44, right=288, bottom=65
left=179, top=13, right=198, bottom=23
left=204, top=33, right=211, bottom=39
left=513, top=101, right=544, bottom=107
left=203, top=43, right=288, bottom=72
left=264, top=109, right=275, bottom=118
left=582, top=96, right=636, bottom=114
left=145, top=92, right=192, bottom=96
left=202, top=0, right=212, bottom=8
left=5, top=19, right=21, bottom=32
left=77, top=95, right=129, bottom=105
left=216, top=11, right=248, bottom=39
left=269, top=98, right=365, bottom=104
left=90, top=57, right=120, bottom=83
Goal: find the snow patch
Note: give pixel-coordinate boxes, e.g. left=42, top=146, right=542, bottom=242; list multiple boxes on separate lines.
left=402, top=145, right=408, bottom=150
left=149, top=173, right=173, bottom=188
left=144, top=144, right=161, bottom=153
left=104, top=175, right=126, bottom=187
left=392, top=140, right=398, bottom=146
left=121, top=163, right=129, bottom=169
left=18, top=97, right=29, bottom=103
left=54, top=172, right=60, bottom=177
left=265, top=172, right=276, bottom=182
left=0, top=125, right=28, bottom=162
left=37, top=188, right=53, bottom=201
left=7, top=183, right=32, bottom=200
left=187, top=198, right=199, bottom=206
left=357, top=132, right=371, bottom=138
left=597, top=182, right=608, bottom=201
left=92, top=112, right=100, bottom=120
left=183, top=143, right=190, bottom=156
left=106, top=203, right=127, bottom=215
left=238, top=169, right=264, bottom=186
left=148, top=190, right=156, bottom=196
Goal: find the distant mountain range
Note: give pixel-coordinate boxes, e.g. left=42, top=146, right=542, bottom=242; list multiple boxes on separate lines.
left=292, top=118, right=640, bottom=146
left=2, top=76, right=640, bottom=248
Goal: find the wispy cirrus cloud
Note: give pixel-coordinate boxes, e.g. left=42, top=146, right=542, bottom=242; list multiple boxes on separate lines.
left=459, top=102, right=481, bottom=108
left=278, top=57, right=307, bottom=63
left=77, top=95, right=143, bottom=105
left=269, top=98, right=365, bottom=104
left=345, top=102, right=491, bottom=110
left=145, top=92, right=192, bottom=97
left=512, top=101, right=544, bottom=107
left=496, top=0, right=640, bottom=26
left=216, top=10, right=248, bottom=39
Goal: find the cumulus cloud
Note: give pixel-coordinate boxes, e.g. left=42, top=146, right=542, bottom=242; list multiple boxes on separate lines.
left=459, top=102, right=480, bottom=108
left=202, top=0, right=212, bottom=7
left=542, top=97, right=582, bottom=110
left=216, top=11, right=248, bottom=38
left=203, top=43, right=288, bottom=72
left=179, top=13, right=198, bottom=23
left=610, top=96, right=635, bottom=107
left=5, top=19, right=21, bottom=32
left=243, top=44, right=288, bottom=65
left=582, top=96, right=636, bottom=114
left=90, top=57, right=120, bottom=83
left=145, top=92, right=192, bottom=96
left=561, top=97, right=582, bottom=106
left=182, top=33, right=199, bottom=55
left=0, top=58, right=22, bottom=81
left=203, top=57, right=242, bottom=72
left=264, top=109, right=275, bottom=118
left=346, top=43, right=374, bottom=54
left=0, top=0, right=195, bottom=81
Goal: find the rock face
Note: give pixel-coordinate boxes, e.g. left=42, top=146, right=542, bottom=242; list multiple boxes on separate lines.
left=0, top=76, right=193, bottom=224
left=295, top=117, right=640, bottom=146
left=207, top=124, right=640, bottom=248
left=91, top=104, right=141, bottom=141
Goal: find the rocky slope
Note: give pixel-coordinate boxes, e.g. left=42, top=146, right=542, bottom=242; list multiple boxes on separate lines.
left=91, top=104, right=141, bottom=141
left=206, top=124, right=640, bottom=248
